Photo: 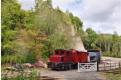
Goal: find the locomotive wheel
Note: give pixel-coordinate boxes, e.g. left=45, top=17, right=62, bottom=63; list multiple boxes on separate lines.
left=64, top=64, right=71, bottom=70
left=61, top=64, right=65, bottom=70
left=68, top=64, right=72, bottom=70
left=65, top=65, right=69, bottom=70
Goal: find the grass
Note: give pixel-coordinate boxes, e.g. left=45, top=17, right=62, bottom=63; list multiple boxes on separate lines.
left=103, top=68, right=121, bottom=80
left=105, top=73, right=121, bottom=80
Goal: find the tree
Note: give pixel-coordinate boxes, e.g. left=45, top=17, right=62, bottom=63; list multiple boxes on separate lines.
left=1, top=0, right=36, bottom=64
left=84, top=28, right=98, bottom=49
left=68, top=13, right=83, bottom=33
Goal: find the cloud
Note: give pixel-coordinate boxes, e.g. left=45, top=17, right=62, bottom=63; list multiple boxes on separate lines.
left=52, top=0, right=83, bottom=16
left=81, top=0, right=120, bottom=22
left=18, top=0, right=35, bottom=10
left=53, top=0, right=121, bottom=35
left=80, top=0, right=121, bottom=35
left=18, top=0, right=121, bottom=35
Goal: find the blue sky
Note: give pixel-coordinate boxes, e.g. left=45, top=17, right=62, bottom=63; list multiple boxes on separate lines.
left=18, top=0, right=121, bottom=35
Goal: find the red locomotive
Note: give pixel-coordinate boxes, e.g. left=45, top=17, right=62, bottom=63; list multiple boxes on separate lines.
left=47, top=49, right=89, bottom=70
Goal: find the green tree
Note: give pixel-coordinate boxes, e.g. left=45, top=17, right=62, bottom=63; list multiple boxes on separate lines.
left=84, top=28, right=98, bottom=49
left=68, top=12, right=83, bottom=34
left=1, top=0, right=35, bottom=64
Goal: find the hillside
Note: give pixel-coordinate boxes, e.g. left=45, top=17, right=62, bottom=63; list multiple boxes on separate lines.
left=1, top=0, right=121, bottom=64
left=35, top=0, right=86, bottom=51
left=1, top=0, right=85, bottom=64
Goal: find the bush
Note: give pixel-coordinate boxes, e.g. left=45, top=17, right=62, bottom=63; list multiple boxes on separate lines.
left=1, top=54, right=26, bottom=64
left=25, top=51, right=37, bottom=64
left=1, top=69, right=38, bottom=80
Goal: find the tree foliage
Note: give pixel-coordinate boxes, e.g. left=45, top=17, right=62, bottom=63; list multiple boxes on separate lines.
left=1, top=0, right=36, bottom=64
left=82, top=28, right=121, bottom=58
left=84, top=28, right=98, bottom=49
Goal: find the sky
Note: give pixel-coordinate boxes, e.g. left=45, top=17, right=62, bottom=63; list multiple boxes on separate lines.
left=18, top=0, right=121, bottom=35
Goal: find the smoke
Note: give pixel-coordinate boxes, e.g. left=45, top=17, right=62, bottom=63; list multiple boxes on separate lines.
left=70, top=25, right=86, bottom=51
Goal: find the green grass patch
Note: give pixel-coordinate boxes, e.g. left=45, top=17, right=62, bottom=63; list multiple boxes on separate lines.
left=104, top=68, right=121, bottom=80
left=105, top=73, right=121, bottom=80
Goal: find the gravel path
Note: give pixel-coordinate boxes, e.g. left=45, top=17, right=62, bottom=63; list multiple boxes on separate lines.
left=102, top=57, right=121, bottom=63
left=40, top=69, right=106, bottom=80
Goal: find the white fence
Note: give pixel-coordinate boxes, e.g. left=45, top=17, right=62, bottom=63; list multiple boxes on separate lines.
left=99, top=62, right=120, bottom=71
left=78, top=62, right=97, bottom=72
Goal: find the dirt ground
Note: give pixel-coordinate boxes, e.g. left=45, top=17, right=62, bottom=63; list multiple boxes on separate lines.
left=39, top=57, right=121, bottom=80
left=2, top=57, right=121, bottom=80
left=40, top=69, right=106, bottom=80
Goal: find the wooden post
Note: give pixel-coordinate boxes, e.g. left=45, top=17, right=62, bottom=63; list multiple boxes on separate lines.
left=110, top=61, right=111, bottom=70
left=115, top=63, right=116, bottom=69
left=119, top=62, right=121, bottom=68
left=104, top=63, right=105, bottom=71
left=97, top=62, right=99, bottom=72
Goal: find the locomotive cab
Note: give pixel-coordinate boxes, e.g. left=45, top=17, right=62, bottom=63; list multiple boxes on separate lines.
left=48, top=49, right=68, bottom=70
